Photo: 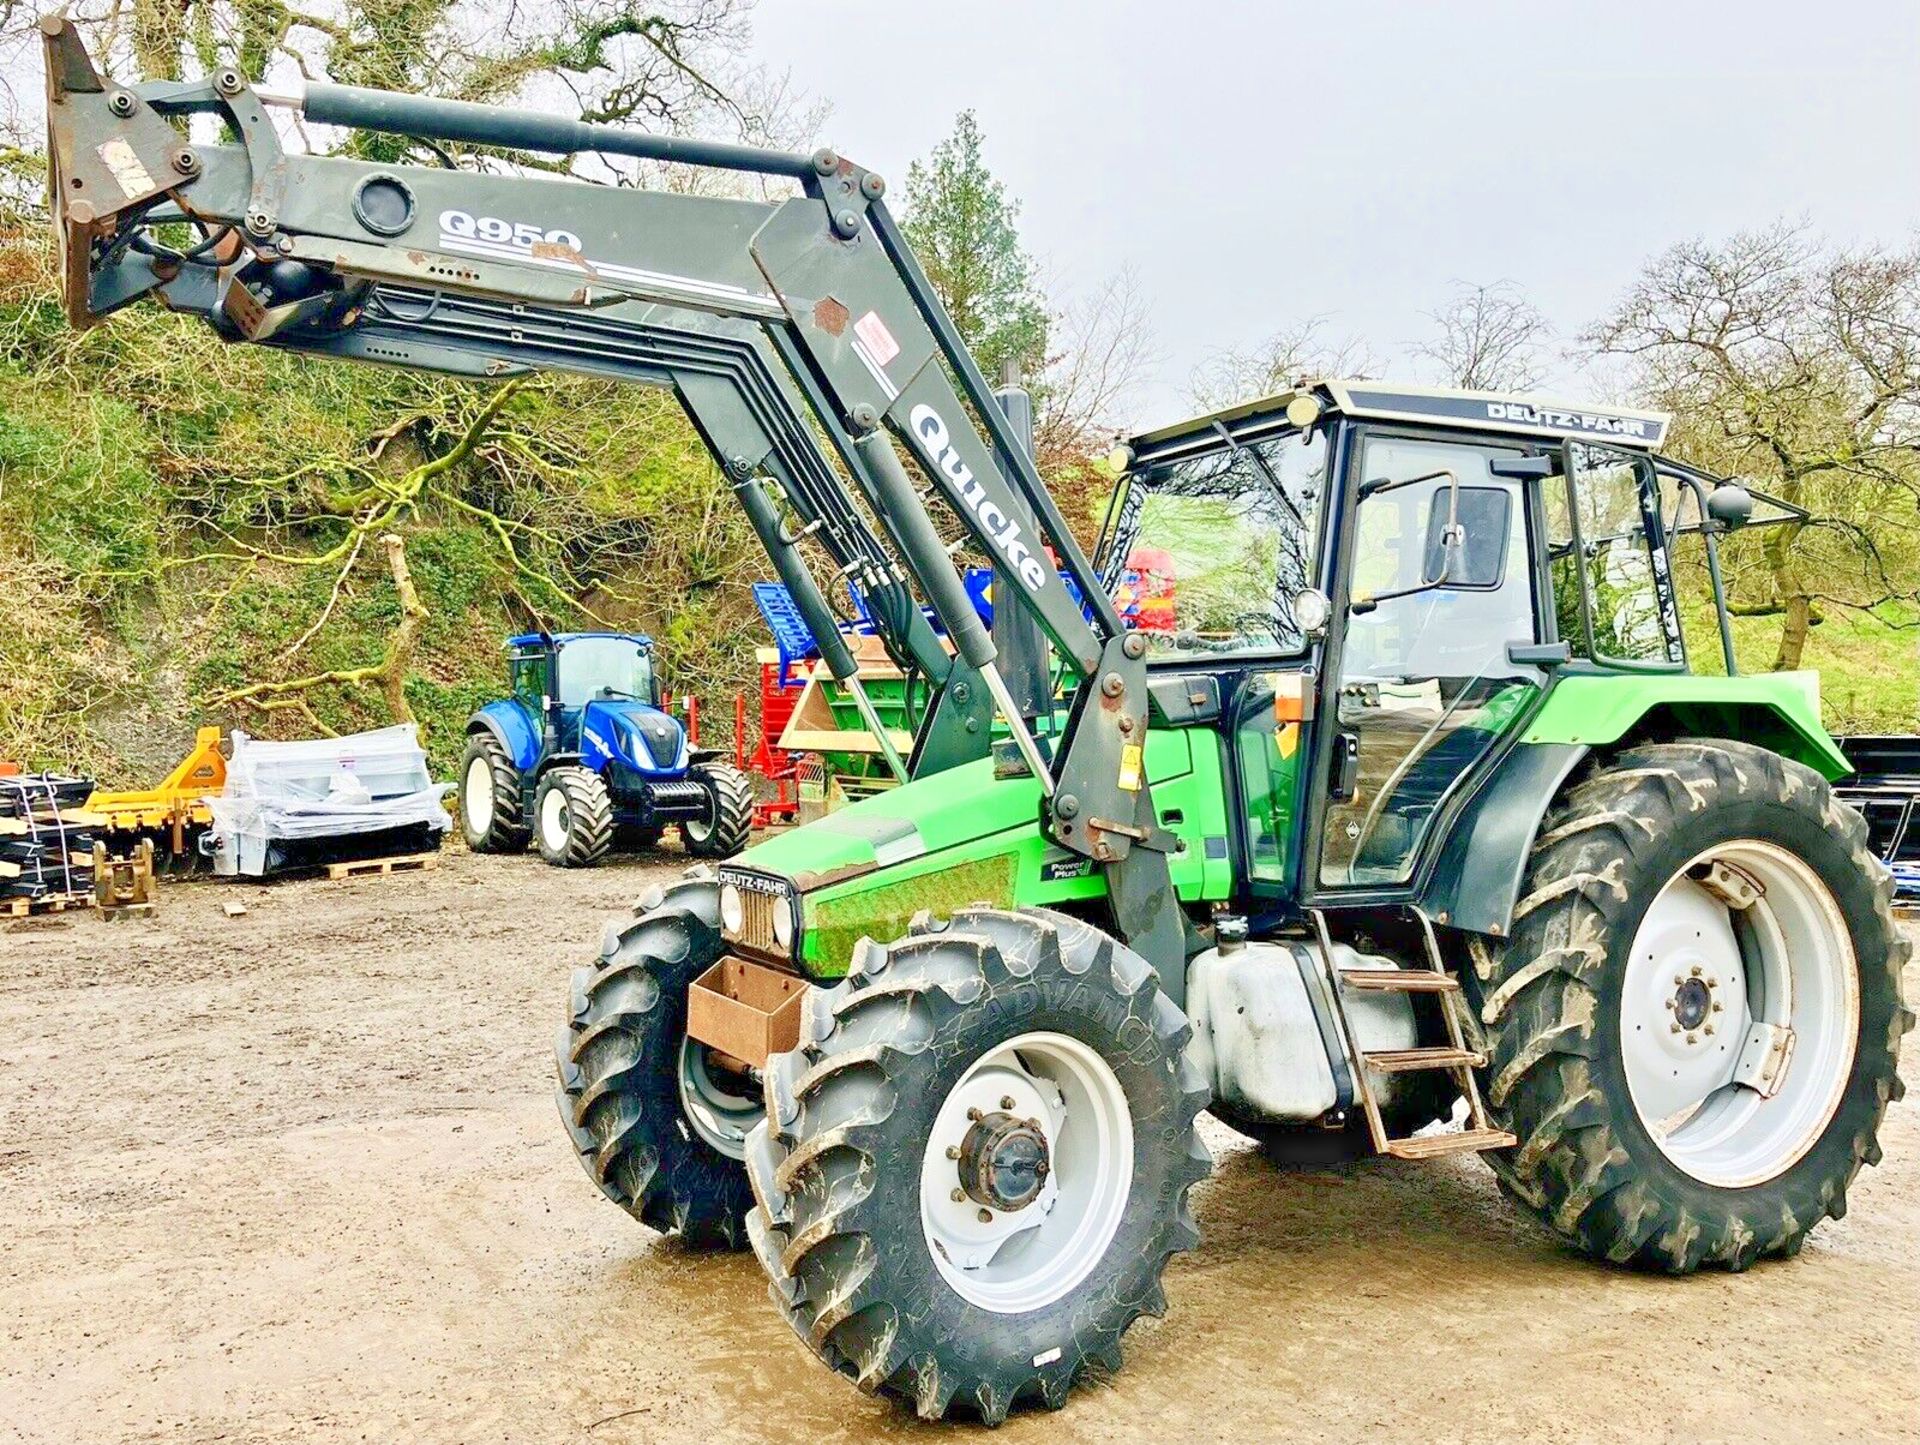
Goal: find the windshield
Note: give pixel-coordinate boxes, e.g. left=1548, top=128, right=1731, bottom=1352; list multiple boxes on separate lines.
left=1107, top=428, right=1328, bottom=658
left=556, top=637, right=655, bottom=707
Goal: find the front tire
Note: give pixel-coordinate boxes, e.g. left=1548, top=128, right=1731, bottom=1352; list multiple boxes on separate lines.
left=745, top=906, right=1211, bottom=1424
left=534, top=766, right=613, bottom=868
left=681, top=762, right=753, bottom=858
left=1470, top=740, right=1912, bottom=1272
left=460, top=734, right=529, bottom=853
left=555, top=877, right=755, bottom=1246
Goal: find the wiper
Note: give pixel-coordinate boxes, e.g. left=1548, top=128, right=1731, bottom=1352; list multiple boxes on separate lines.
left=1209, top=420, right=1304, bottom=530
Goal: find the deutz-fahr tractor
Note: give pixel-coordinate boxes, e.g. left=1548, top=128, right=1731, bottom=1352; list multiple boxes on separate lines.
left=43, top=19, right=1911, bottom=1427
left=460, top=632, right=753, bottom=866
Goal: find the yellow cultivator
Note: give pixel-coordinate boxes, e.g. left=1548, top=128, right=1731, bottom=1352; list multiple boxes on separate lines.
left=85, top=727, right=226, bottom=874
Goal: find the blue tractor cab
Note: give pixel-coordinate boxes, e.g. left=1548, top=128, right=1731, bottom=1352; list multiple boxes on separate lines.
left=460, top=631, right=753, bottom=867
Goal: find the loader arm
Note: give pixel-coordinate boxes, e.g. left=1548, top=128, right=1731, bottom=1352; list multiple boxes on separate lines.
left=41, top=16, right=1186, bottom=973
left=316, top=282, right=993, bottom=779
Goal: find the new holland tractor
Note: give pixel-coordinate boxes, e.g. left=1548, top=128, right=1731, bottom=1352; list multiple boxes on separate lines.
left=44, top=19, right=1912, bottom=1426
left=460, top=631, right=753, bottom=866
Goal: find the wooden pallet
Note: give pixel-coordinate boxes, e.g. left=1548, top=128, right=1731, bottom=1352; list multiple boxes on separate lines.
left=1, top=893, right=87, bottom=918
left=323, top=852, right=440, bottom=881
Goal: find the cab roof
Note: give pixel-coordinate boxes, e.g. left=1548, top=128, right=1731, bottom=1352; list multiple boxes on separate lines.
left=506, top=631, right=653, bottom=651
left=1130, top=379, right=1671, bottom=454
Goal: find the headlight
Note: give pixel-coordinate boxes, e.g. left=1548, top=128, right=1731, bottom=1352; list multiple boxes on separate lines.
left=720, top=883, right=743, bottom=934
left=772, top=900, right=794, bottom=948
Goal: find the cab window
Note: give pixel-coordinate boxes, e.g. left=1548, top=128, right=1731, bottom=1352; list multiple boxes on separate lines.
left=1114, top=428, right=1328, bottom=658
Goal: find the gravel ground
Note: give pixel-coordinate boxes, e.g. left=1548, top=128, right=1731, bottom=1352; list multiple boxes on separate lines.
left=1, top=849, right=1913, bottom=1443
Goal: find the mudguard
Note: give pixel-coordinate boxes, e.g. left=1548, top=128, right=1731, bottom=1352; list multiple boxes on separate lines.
left=468, top=699, right=540, bottom=773
left=1418, top=741, right=1588, bottom=939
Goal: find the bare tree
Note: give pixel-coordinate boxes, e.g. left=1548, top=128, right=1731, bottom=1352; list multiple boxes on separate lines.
left=1585, top=220, right=1920, bottom=670
left=1, top=0, right=784, bottom=182
left=1414, top=279, right=1550, bottom=391
left=1187, top=315, right=1381, bottom=411
left=1032, top=266, right=1155, bottom=471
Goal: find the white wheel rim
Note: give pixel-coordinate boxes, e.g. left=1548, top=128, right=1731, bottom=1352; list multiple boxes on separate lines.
left=463, top=755, right=494, bottom=834
left=919, top=1031, right=1132, bottom=1315
left=683, top=784, right=715, bottom=844
left=677, top=1037, right=759, bottom=1160
left=540, top=786, right=571, bottom=852
left=1620, top=839, right=1858, bottom=1188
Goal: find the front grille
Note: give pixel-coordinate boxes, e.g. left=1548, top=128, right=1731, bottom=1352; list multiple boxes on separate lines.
left=722, top=866, right=793, bottom=958
left=636, top=716, right=681, bottom=768
left=739, top=888, right=781, bottom=955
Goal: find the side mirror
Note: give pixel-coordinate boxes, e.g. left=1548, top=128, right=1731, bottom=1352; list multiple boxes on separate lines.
left=1707, top=481, right=1754, bottom=531
left=1422, top=487, right=1510, bottom=588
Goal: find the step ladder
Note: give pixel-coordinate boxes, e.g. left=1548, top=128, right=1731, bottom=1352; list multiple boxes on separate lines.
left=1309, top=907, right=1515, bottom=1161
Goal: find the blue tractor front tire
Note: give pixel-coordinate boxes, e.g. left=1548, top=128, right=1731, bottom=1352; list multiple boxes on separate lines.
left=535, top=765, right=615, bottom=868
left=681, top=762, right=754, bottom=858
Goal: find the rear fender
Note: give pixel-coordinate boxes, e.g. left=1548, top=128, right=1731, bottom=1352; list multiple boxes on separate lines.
left=1419, top=741, right=1588, bottom=939
left=1424, top=676, right=1854, bottom=938
left=468, top=700, right=540, bottom=773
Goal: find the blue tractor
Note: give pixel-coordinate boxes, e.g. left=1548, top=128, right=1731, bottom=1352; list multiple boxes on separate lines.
left=459, top=632, right=753, bottom=867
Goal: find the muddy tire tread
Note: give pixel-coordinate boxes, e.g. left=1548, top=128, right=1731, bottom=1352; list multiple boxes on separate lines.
left=555, top=879, right=752, bottom=1247
left=1469, top=738, right=1912, bottom=1273
left=747, top=907, right=1210, bottom=1423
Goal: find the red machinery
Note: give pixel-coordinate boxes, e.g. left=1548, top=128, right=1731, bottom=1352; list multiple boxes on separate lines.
left=734, top=658, right=804, bottom=828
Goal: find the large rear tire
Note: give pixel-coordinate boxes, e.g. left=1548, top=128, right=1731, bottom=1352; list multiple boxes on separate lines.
left=460, top=734, right=529, bottom=853
left=1468, top=739, right=1912, bottom=1272
left=744, top=906, right=1210, bottom=1424
left=555, top=877, right=756, bottom=1247
left=534, top=765, right=613, bottom=868
left=681, top=762, right=753, bottom=858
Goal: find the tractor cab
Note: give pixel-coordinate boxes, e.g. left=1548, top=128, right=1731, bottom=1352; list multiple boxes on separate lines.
left=1101, top=380, right=1817, bottom=908
left=505, top=632, right=687, bottom=778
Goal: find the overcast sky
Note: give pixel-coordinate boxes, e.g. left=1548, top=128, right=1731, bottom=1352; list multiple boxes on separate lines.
left=751, top=0, right=1920, bottom=426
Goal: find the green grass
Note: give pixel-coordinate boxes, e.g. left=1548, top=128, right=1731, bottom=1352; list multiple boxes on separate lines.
left=1679, top=593, right=1917, bottom=735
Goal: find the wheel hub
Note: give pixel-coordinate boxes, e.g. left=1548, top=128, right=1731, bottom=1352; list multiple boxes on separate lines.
left=918, top=1033, right=1132, bottom=1312
left=957, top=1111, right=1051, bottom=1212
left=1671, top=974, right=1714, bottom=1032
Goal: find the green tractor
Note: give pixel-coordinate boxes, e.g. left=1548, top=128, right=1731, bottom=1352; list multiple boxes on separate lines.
left=561, top=383, right=1910, bottom=1421
left=41, top=26, right=1909, bottom=1426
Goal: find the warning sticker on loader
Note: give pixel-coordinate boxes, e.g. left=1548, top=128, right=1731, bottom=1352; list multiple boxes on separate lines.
left=1117, top=743, right=1143, bottom=792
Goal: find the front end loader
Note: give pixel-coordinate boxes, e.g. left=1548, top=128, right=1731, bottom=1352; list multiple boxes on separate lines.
left=42, top=20, right=1912, bottom=1427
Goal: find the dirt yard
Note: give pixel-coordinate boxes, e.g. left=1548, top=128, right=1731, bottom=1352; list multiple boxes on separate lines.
left=2, top=850, right=1914, bottom=1443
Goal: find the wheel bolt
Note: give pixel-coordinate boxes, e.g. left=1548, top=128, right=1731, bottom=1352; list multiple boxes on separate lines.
left=1704, top=1025, right=1716, bottom=1036
left=966, top=1107, right=983, bottom=1122
left=1664, top=999, right=1675, bottom=1010
left=977, top=1208, right=993, bottom=1223
left=945, top=1145, right=961, bottom=1160
left=1673, top=975, right=1685, bottom=986
left=1000, top=1095, right=1016, bottom=1110
left=1690, top=965, right=1703, bottom=977
left=1670, top=1023, right=1683, bottom=1034
left=1685, top=1033, right=1697, bottom=1044
left=950, top=1188, right=965, bottom=1203
left=1712, top=1002, right=1724, bottom=1013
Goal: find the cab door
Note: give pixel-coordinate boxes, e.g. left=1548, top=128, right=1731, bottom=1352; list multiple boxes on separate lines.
left=1312, top=431, right=1548, bottom=891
